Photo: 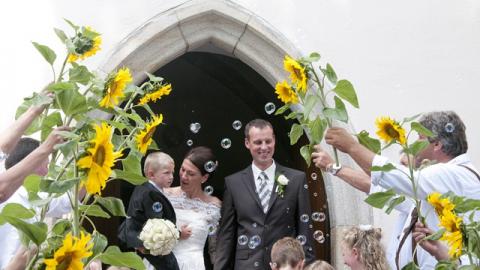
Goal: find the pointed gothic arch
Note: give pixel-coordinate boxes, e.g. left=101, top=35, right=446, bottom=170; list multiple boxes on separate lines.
left=100, top=0, right=373, bottom=266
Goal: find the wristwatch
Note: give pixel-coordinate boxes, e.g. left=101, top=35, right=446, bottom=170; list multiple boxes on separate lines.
left=326, top=163, right=342, bottom=176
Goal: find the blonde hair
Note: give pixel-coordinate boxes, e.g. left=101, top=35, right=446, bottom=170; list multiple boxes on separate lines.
left=342, top=226, right=388, bottom=270
left=304, top=260, right=335, bottom=270
left=144, top=152, right=174, bottom=176
left=271, top=237, right=305, bottom=269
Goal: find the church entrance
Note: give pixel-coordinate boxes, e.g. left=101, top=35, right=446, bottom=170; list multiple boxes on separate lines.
left=95, top=51, right=331, bottom=265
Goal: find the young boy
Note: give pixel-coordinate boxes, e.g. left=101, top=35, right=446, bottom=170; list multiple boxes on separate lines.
left=118, top=152, right=180, bottom=270
left=270, top=237, right=305, bottom=270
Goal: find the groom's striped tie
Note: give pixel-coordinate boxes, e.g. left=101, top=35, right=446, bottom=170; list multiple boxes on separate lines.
left=257, top=172, right=271, bottom=213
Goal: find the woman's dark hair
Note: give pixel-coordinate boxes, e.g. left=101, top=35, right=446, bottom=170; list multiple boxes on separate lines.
left=184, top=146, right=217, bottom=176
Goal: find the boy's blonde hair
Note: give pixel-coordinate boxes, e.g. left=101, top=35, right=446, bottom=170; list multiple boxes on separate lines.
left=144, top=152, right=174, bottom=176
left=304, top=260, right=334, bottom=270
left=271, top=237, right=305, bottom=269
left=342, top=226, right=388, bottom=270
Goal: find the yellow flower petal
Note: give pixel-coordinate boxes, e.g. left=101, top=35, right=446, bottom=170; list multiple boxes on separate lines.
left=136, top=114, right=163, bottom=154
left=44, top=232, right=93, bottom=270
left=138, top=84, right=172, bottom=106
left=99, top=68, right=132, bottom=108
left=284, top=55, right=307, bottom=92
left=275, top=81, right=299, bottom=104
left=375, top=116, right=406, bottom=145
left=77, top=123, right=122, bottom=195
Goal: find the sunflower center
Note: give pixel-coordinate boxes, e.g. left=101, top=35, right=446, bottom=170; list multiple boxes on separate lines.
left=93, top=145, right=106, bottom=166
left=142, top=127, right=157, bottom=144
left=385, top=124, right=399, bottom=139
left=293, top=67, right=303, bottom=80
left=56, top=254, right=73, bottom=270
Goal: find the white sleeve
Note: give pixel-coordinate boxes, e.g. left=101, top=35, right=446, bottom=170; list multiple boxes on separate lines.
left=45, top=193, right=72, bottom=217
left=371, top=155, right=417, bottom=197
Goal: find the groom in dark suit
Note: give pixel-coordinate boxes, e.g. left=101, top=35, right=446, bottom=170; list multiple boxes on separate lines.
left=215, top=119, right=315, bottom=270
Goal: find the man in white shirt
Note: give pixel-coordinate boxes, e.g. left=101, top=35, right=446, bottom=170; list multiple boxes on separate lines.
left=313, top=111, right=480, bottom=269
left=0, top=138, right=73, bottom=268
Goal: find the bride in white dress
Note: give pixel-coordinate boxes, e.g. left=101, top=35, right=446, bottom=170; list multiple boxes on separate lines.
left=165, top=146, right=221, bottom=270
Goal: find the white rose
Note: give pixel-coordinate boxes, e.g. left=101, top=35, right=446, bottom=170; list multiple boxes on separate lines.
left=277, top=175, right=289, bottom=185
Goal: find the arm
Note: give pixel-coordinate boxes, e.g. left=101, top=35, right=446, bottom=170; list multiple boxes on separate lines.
left=0, top=98, right=51, bottom=154
left=295, top=173, right=316, bottom=264
left=0, top=127, right=67, bottom=203
left=312, top=145, right=371, bottom=193
left=324, top=127, right=376, bottom=175
left=214, top=179, right=236, bottom=270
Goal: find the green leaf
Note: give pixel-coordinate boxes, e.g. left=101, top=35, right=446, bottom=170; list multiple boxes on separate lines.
left=290, top=123, right=304, bottom=145
left=304, top=52, right=320, bottom=62
left=146, top=72, right=164, bottom=82
left=401, top=113, right=421, bottom=124
left=406, top=140, right=430, bottom=156
left=371, top=163, right=396, bottom=172
left=69, top=63, right=93, bottom=85
left=323, top=96, right=348, bottom=123
left=23, top=174, right=41, bottom=194
left=41, top=112, right=63, bottom=141
left=96, top=196, right=126, bottom=217
left=300, top=144, right=313, bottom=167
left=51, top=219, right=72, bottom=235
left=455, top=198, right=480, bottom=213
left=284, top=110, right=299, bottom=120
left=0, top=203, right=36, bottom=222
left=122, top=152, right=143, bottom=176
left=458, top=266, right=480, bottom=270
left=325, top=63, right=338, bottom=84
left=56, top=87, right=88, bottom=116
left=115, top=108, right=145, bottom=126
left=98, top=246, right=146, bottom=270
left=435, top=260, right=459, bottom=270
left=40, top=178, right=78, bottom=193
left=356, top=130, right=381, bottom=154
left=15, top=93, right=51, bottom=135
left=401, top=262, right=419, bottom=270
left=113, top=170, right=147, bottom=185
left=275, top=104, right=290, bottom=115
left=54, top=28, right=68, bottom=43
left=303, top=94, right=319, bottom=119
left=385, top=196, right=405, bottom=214
left=64, top=18, right=79, bottom=30
left=411, top=122, right=434, bottom=138
left=364, top=189, right=397, bottom=208
left=308, top=117, right=326, bottom=144
left=424, top=228, right=445, bottom=241
left=2, top=217, right=47, bottom=246
left=332, top=80, right=359, bottom=108
left=79, top=204, right=111, bottom=218
left=91, top=231, right=108, bottom=257
left=32, top=42, right=56, bottom=65
left=48, top=82, right=77, bottom=92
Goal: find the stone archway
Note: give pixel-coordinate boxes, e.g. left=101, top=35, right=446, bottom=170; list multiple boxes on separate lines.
left=99, top=0, right=373, bottom=267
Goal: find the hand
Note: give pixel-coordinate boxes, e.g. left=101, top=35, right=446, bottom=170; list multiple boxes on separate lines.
left=325, top=127, right=357, bottom=153
left=39, top=126, right=70, bottom=153
left=136, top=247, right=146, bottom=254
left=87, top=259, right=103, bottom=270
left=180, top=224, right=192, bottom=240
left=311, top=145, right=334, bottom=171
left=5, top=245, right=37, bottom=270
left=29, top=92, right=54, bottom=116
left=413, top=221, right=449, bottom=261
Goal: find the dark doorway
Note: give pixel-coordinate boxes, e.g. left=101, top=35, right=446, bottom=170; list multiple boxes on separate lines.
left=105, top=51, right=330, bottom=265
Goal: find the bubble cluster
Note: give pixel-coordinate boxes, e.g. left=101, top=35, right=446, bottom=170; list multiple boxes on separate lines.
left=312, top=212, right=326, bottom=222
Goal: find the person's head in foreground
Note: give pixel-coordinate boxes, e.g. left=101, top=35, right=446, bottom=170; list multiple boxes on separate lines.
left=270, top=237, right=305, bottom=270
left=341, top=225, right=388, bottom=270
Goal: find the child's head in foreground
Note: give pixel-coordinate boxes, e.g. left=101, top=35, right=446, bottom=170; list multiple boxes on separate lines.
left=144, top=151, right=175, bottom=189
left=341, top=225, right=388, bottom=270
left=270, top=237, right=305, bottom=270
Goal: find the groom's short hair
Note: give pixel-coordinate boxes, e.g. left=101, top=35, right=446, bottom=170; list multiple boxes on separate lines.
left=244, top=119, right=274, bottom=139
left=271, top=237, right=305, bottom=269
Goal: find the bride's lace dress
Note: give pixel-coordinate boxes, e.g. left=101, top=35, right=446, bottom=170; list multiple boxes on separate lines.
left=167, top=192, right=221, bottom=270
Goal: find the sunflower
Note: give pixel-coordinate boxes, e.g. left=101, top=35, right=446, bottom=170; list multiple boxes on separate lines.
left=283, top=55, right=307, bottom=92
left=440, top=230, right=463, bottom=258
left=275, top=81, right=299, bottom=104
left=99, top=68, right=132, bottom=108
left=136, top=114, right=163, bottom=154
left=439, top=208, right=462, bottom=233
left=427, top=192, right=454, bottom=216
left=67, top=27, right=102, bottom=63
left=77, top=123, right=123, bottom=194
left=138, top=83, right=172, bottom=105
left=375, top=116, right=406, bottom=145
left=44, top=231, right=93, bottom=270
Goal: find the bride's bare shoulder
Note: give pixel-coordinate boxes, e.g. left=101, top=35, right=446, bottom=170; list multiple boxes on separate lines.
left=206, top=195, right=222, bottom=208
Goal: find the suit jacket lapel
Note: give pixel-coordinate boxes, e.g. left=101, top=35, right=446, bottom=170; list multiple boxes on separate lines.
left=241, top=166, right=264, bottom=213
left=266, top=163, right=284, bottom=214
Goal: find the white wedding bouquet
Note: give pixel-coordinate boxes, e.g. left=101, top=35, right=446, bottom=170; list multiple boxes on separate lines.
left=139, top=218, right=180, bottom=256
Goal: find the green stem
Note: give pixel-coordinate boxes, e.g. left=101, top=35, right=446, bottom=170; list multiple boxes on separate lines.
left=72, top=150, right=80, bottom=237
left=56, top=56, right=69, bottom=83
left=117, top=127, right=138, bottom=151
left=25, top=249, right=39, bottom=270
